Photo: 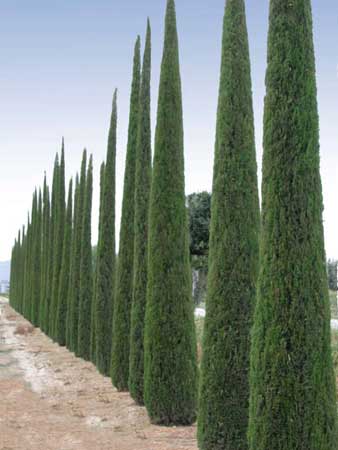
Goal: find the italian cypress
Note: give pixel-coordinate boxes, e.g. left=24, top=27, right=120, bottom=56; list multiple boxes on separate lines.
left=69, top=150, right=87, bottom=354
left=22, top=214, right=31, bottom=319
left=50, top=142, right=66, bottom=338
left=248, top=1, right=338, bottom=449
left=95, top=91, right=117, bottom=376
left=55, top=178, right=73, bottom=346
left=91, top=161, right=105, bottom=364
left=66, top=174, right=79, bottom=348
left=45, top=154, right=59, bottom=335
left=129, top=20, right=152, bottom=405
left=31, top=189, right=42, bottom=327
left=78, top=155, right=93, bottom=360
left=197, top=1, right=260, bottom=448
left=28, top=191, right=37, bottom=323
left=144, top=0, right=198, bottom=425
left=111, top=37, right=141, bottom=391
left=39, top=176, right=50, bottom=330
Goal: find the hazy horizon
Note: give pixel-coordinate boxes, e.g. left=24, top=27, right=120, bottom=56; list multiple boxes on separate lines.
left=1, top=0, right=337, bottom=261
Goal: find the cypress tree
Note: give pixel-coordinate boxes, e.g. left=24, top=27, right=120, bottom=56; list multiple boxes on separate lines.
left=111, top=37, right=141, bottom=391
left=28, top=191, right=37, bottom=323
left=69, top=150, right=87, bottom=354
left=95, top=91, right=117, bottom=376
left=248, top=1, right=338, bottom=449
left=55, top=178, right=73, bottom=346
left=129, top=20, right=152, bottom=405
left=66, top=174, right=79, bottom=348
left=39, top=177, right=50, bottom=330
left=31, top=189, right=42, bottom=327
left=144, top=0, right=198, bottom=425
left=22, top=214, right=31, bottom=319
left=91, top=161, right=105, bottom=363
left=78, top=155, right=93, bottom=360
left=45, top=154, right=59, bottom=335
left=50, top=142, right=66, bottom=338
left=197, top=1, right=260, bottom=448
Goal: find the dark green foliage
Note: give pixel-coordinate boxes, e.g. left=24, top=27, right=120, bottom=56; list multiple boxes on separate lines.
left=248, top=1, right=338, bottom=449
left=66, top=174, right=79, bottom=348
left=111, top=37, right=141, bottom=391
left=45, top=154, right=59, bottom=335
left=187, top=192, right=211, bottom=258
left=95, top=91, right=117, bottom=376
left=55, top=178, right=73, bottom=346
left=198, top=1, right=260, bottom=448
left=22, top=214, right=31, bottom=319
left=78, top=155, right=93, bottom=360
left=144, top=0, right=198, bottom=425
left=50, top=143, right=66, bottom=338
left=91, top=162, right=105, bottom=364
left=129, top=20, right=152, bottom=405
left=31, top=189, right=42, bottom=326
left=69, top=150, right=87, bottom=354
left=39, top=176, right=50, bottom=330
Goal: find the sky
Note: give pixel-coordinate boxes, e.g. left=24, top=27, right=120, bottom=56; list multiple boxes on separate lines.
left=1, top=0, right=338, bottom=261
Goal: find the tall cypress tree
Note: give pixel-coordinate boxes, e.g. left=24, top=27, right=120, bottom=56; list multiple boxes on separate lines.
left=78, top=155, right=93, bottom=360
left=248, top=1, right=338, bottom=449
left=95, top=91, right=117, bottom=376
left=144, top=0, right=198, bottom=425
left=50, top=142, right=66, bottom=338
left=111, top=37, right=141, bottom=391
left=198, top=1, right=260, bottom=448
left=28, top=191, right=37, bottom=323
left=91, top=161, right=105, bottom=364
left=66, top=174, right=79, bottom=348
left=45, top=154, right=59, bottom=335
left=31, top=189, right=42, bottom=327
left=23, top=214, right=31, bottom=319
left=129, top=20, right=152, bottom=405
left=69, top=150, right=87, bottom=355
left=55, top=178, right=73, bottom=346
left=39, top=176, right=50, bottom=330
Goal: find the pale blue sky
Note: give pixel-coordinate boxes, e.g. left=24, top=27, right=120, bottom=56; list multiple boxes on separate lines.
left=1, top=0, right=337, bottom=261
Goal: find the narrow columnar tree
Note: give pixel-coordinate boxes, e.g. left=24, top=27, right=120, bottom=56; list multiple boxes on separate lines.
left=91, top=161, right=105, bottom=363
left=78, top=155, right=93, bottom=360
left=45, top=154, right=59, bottom=335
left=39, top=176, right=50, bottom=330
left=55, top=178, right=73, bottom=346
left=144, top=0, right=198, bottom=425
left=95, top=91, right=117, bottom=376
left=31, top=189, right=42, bottom=326
left=28, top=191, right=37, bottom=323
left=23, top=214, right=31, bottom=319
left=69, top=150, right=87, bottom=355
left=129, top=20, right=152, bottom=405
left=248, top=1, right=338, bottom=449
left=50, top=142, right=66, bottom=338
left=111, top=38, right=141, bottom=391
left=66, top=174, right=79, bottom=348
left=198, top=1, right=260, bottom=449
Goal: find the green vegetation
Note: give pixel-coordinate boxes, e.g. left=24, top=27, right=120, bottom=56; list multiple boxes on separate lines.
left=248, top=1, right=338, bottom=449
left=69, top=151, right=87, bottom=354
left=95, top=91, right=117, bottom=376
left=78, top=155, right=93, bottom=361
left=111, top=37, right=141, bottom=391
left=55, top=178, right=73, bottom=346
left=144, top=0, right=198, bottom=426
left=198, top=1, right=260, bottom=448
left=129, top=20, right=152, bottom=405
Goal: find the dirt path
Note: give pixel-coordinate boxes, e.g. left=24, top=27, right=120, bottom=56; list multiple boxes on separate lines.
left=0, top=298, right=197, bottom=450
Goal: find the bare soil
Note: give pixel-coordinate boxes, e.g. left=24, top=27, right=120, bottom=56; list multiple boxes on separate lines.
left=0, top=298, right=197, bottom=450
